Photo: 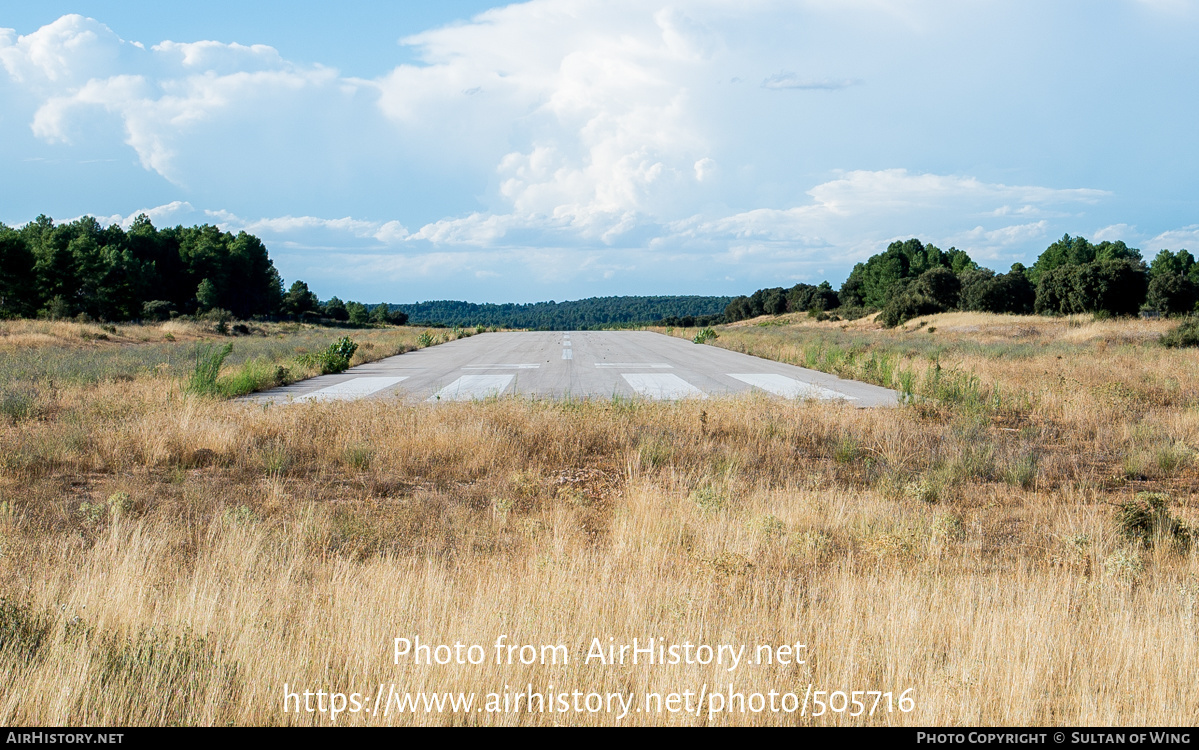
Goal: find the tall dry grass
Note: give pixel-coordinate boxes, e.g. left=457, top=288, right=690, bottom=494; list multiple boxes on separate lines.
left=0, top=315, right=1197, bottom=725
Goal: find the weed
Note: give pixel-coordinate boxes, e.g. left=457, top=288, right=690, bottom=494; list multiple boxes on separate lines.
left=931, top=511, right=965, bottom=540
left=343, top=443, right=374, bottom=471
left=691, top=484, right=729, bottom=513
left=1004, top=450, right=1039, bottom=489
left=637, top=437, right=674, bottom=470
left=259, top=443, right=292, bottom=475
left=1115, top=492, right=1191, bottom=550
left=0, top=600, right=51, bottom=663
left=692, top=327, right=717, bottom=344
left=904, top=477, right=942, bottom=504
left=833, top=435, right=860, bottom=464
left=224, top=505, right=257, bottom=526
left=0, top=386, right=41, bottom=423
left=187, top=342, right=233, bottom=396
left=1103, top=548, right=1144, bottom=583
left=748, top=514, right=787, bottom=539
left=790, top=529, right=835, bottom=560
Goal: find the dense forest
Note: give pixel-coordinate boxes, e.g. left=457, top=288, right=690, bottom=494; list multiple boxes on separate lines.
left=0, top=214, right=411, bottom=325
left=396, top=296, right=733, bottom=330
left=724, top=235, right=1198, bottom=328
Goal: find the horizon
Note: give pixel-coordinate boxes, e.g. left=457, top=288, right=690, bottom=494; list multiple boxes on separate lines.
left=3, top=1, right=1197, bottom=304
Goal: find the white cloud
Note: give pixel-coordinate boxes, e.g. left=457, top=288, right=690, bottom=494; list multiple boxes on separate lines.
left=762, top=71, right=860, bottom=90
left=1, top=14, right=349, bottom=183
left=671, top=170, right=1105, bottom=246
left=0, top=15, right=134, bottom=86
left=372, top=0, right=722, bottom=242
left=1093, top=223, right=1139, bottom=243
left=1146, top=225, right=1199, bottom=250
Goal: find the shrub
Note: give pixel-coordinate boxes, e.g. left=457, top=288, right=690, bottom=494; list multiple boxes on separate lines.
left=1115, top=492, right=1191, bottom=550
left=0, top=385, right=42, bottom=423
left=141, top=300, right=173, bottom=321
left=692, top=327, right=717, bottom=344
left=1160, top=318, right=1199, bottom=348
left=297, top=337, right=358, bottom=375
left=961, top=266, right=1036, bottom=314
left=909, top=267, right=961, bottom=310
left=1146, top=273, right=1199, bottom=316
left=878, top=292, right=942, bottom=328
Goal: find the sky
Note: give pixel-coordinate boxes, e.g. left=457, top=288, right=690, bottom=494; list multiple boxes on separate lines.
left=2, top=1, right=1198, bottom=304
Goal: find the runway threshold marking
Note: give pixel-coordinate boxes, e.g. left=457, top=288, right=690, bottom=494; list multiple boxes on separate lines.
left=428, top=374, right=514, bottom=402
left=728, top=373, right=856, bottom=401
left=621, top=373, right=706, bottom=400
left=563, top=349, right=573, bottom=360
left=294, top=376, right=407, bottom=402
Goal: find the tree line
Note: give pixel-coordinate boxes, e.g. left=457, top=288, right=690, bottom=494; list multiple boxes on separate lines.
left=396, top=296, right=733, bottom=330
left=722, top=235, right=1199, bottom=328
left=0, top=215, right=407, bottom=325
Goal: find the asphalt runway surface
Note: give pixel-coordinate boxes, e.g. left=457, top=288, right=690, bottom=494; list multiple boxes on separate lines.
left=243, top=331, right=899, bottom=407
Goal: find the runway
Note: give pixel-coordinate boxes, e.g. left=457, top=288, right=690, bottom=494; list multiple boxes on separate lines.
left=242, top=331, right=899, bottom=407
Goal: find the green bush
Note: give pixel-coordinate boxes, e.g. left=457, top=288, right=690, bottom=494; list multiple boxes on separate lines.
left=878, top=290, right=942, bottom=328
left=297, top=337, right=358, bottom=375
left=1146, top=274, right=1199, bottom=316
left=1160, top=318, right=1199, bottom=348
left=692, top=327, right=718, bottom=344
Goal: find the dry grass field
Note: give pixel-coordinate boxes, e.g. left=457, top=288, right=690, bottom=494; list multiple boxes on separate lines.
left=1, top=314, right=1196, bottom=726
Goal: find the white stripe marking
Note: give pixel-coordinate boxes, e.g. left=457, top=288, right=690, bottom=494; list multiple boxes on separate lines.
left=562, top=349, right=573, bottom=360
left=563, top=341, right=572, bottom=347
left=621, top=373, right=706, bottom=400
left=595, top=363, right=672, bottom=368
left=428, top=374, right=514, bottom=402
left=462, top=364, right=540, bottom=369
left=294, top=376, right=407, bottom=402
left=728, top=373, right=856, bottom=401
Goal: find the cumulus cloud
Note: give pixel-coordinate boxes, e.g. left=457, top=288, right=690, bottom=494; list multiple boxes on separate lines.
left=1, top=14, right=353, bottom=184
left=371, top=0, right=723, bottom=243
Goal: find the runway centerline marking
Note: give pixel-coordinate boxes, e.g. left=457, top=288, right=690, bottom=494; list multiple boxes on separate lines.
left=462, top=364, right=540, bottom=369
left=621, top=373, right=706, bottom=400
left=595, top=363, right=672, bottom=368
left=728, top=373, right=856, bottom=401
left=294, top=376, right=406, bottom=402
left=429, top=374, right=514, bottom=402
left=562, top=349, right=573, bottom=360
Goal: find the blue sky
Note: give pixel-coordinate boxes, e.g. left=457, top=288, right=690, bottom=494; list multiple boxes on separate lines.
left=2, top=1, right=1198, bottom=304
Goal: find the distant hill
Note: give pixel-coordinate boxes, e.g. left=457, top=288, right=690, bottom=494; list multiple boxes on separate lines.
left=393, top=295, right=732, bottom=330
